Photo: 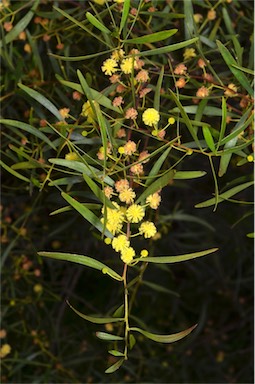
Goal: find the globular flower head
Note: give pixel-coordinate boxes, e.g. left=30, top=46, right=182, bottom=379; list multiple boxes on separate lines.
left=125, top=107, right=138, bottom=120
left=174, top=63, right=187, bottom=75
left=176, top=77, right=186, bottom=88
left=224, top=83, right=237, bottom=97
left=104, top=186, right=114, bottom=199
left=142, top=108, right=160, bottom=127
left=102, top=58, right=118, bottom=76
left=81, top=101, right=95, bottom=122
left=112, top=235, right=130, bottom=252
left=126, top=204, right=145, bottom=223
left=120, top=246, right=135, bottom=264
left=123, top=140, right=137, bottom=155
left=136, top=69, right=149, bottom=82
left=115, top=179, right=130, bottom=192
left=120, top=57, right=134, bottom=74
left=111, top=49, right=125, bottom=61
left=196, top=86, right=209, bottom=98
left=146, top=192, right=161, bottom=209
left=119, top=187, right=136, bottom=204
left=130, top=163, right=144, bottom=176
left=139, top=221, right=157, bottom=238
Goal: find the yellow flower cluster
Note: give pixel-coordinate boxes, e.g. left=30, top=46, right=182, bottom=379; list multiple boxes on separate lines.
left=142, top=108, right=160, bottom=127
left=102, top=49, right=144, bottom=77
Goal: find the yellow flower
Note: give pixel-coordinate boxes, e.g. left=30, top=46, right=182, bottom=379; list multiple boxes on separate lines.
left=224, top=83, right=238, bottom=97
left=146, top=192, right=161, bottom=209
left=168, top=117, right=175, bottom=125
left=81, top=101, right=95, bottom=122
left=140, top=249, right=148, bottom=257
left=65, top=152, right=79, bottom=161
left=111, top=49, right=125, bottom=61
left=126, top=204, right=145, bottom=223
left=120, top=57, right=134, bottom=74
left=59, top=108, right=70, bottom=119
left=114, top=0, right=124, bottom=3
left=142, top=108, right=160, bottom=127
left=0, top=344, right=11, bottom=358
left=119, top=188, right=136, bottom=204
left=101, top=58, right=118, bottom=76
left=183, top=48, right=196, bottom=61
left=104, top=186, right=114, bottom=199
left=120, top=246, right=135, bottom=264
left=93, top=0, right=106, bottom=4
left=112, top=235, right=130, bottom=252
left=102, top=204, right=125, bottom=235
left=139, top=221, right=157, bottom=238
left=196, top=86, right=209, bottom=98
left=115, top=179, right=130, bottom=192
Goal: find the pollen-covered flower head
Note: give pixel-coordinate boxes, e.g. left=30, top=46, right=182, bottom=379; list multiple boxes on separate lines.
left=104, top=186, right=114, bottom=199
left=125, top=108, right=138, bottom=120
left=224, top=83, right=237, bottom=97
left=111, top=49, right=125, bottom=61
left=112, top=235, right=130, bottom=252
left=119, top=187, right=136, bottom=204
left=120, top=57, right=134, bottom=74
left=142, top=108, right=160, bottom=127
left=81, top=101, right=95, bottom=122
left=120, top=246, right=135, bottom=264
left=101, top=58, right=118, bottom=76
left=126, top=204, right=145, bottom=223
left=196, top=86, right=209, bottom=98
left=139, top=221, right=157, bottom=238
left=136, top=69, right=149, bottom=82
left=146, top=192, right=161, bottom=209
left=130, top=163, right=144, bottom=176
left=174, top=63, right=187, bottom=75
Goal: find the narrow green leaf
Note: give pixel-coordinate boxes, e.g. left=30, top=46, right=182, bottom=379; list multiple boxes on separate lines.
left=154, top=66, right=164, bottom=111
left=48, top=158, right=114, bottom=186
left=83, top=174, right=115, bottom=208
left=49, top=203, right=101, bottom=216
left=96, top=332, right=124, bottom=341
left=174, top=171, right=206, bottom=179
left=216, top=97, right=227, bottom=151
left=38, top=251, right=122, bottom=281
left=0, top=119, right=56, bottom=149
left=246, top=233, right=254, bottom=238
left=67, top=302, right=124, bottom=324
left=49, top=49, right=112, bottom=61
left=86, top=12, right=111, bottom=34
left=138, top=37, right=199, bottom=57
left=129, top=334, right=136, bottom=350
left=108, top=350, right=125, bottom=357
left=143, top=281, right=180, bottom=297
left=145, top=146, right=171, bottom=186
left=57, top=75, right=121, bottom=113
left=129, top=324, right=197, bottom=343
left=126, top=29, right=177, bottom=44
left=112, top=304, right=124, bottom=318
left=184, top=0, right=195, bottom=40
left=119, top=0, right=130, bottom=34
left=169, top=90, right=201, bottom=148
left=0, top=160, right=30, bottom=182
left=231, top=64, right=255, bottom=76
left=195, top=181, right=254, bottom=208
left=0, top=0, right=39, bottom=48
left=48, top=176, right=83, bottom=187
left=105, top=358, right=125, bottom=374
left=136, top=169, right=176, bottom=204
left=219, top=110, right=253, bottom=146
left=135, top=248, right=218, bottom=264
left=202, top=126, right=215, bottom=153
left=61, top=192, right=113, bottom=238
left=216, top=40, right=254, bottom=96
left=18, top=84, right=63, bottom=121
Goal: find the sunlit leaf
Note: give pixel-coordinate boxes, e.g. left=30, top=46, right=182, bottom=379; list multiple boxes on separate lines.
left=125, top=29, right=177, bottom=44
left=96, top=332, right=124, bottom=341
left=174, top=171, right=206, bottom=179
left=38, top=252, right=122, bottom=281
left=67, top=302, right=124, bottom=324
left=195, top=181, right=254, bottom=208
left=86, top=12, right=111, bottom=34
left=135, top=248, right=218, bottom=263
left=105, top=358, right=125, bottom=374
left=129, top=324, right=197, bottom=343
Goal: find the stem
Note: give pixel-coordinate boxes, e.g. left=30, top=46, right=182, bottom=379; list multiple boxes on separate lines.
left=122, top=263, right=129, bottom=360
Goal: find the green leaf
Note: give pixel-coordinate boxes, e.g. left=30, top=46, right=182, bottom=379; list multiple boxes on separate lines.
left=105, top=358, right=125, bottom=374
left=96, top=332, right=124, bottom=341
left=246, top=232, right=254, bottom=238
left=126, top=29, right=177, bottom=44
left=48, top=158, right=114, bottom=186
left=169, top=90, right=201, bottom=148
left=38, top=251, right=122, bottom=281
left=143, top=281, right=180, bottom=297
left=83, top=174, right=115, bottom=208
left=135, top=248, right=218, bottom=264
left=174, top=171, right=206, bottom=179
left=67, top=302, right=124, bottom=324
left=129, top=334, right=136, bottom=350
left=108, top=350, right=125, bottom=357
left=0, top=119, right=56, bottom=149
left=136, top=169, right=175, bottom=204
left=61, top=192, right=113, bottom=237
left=0, top=0, right=39, bottom=48
left=216, top=40, right=254, bottom=96
left=145, top=146, right=171, bottom=186
left=231, top=64, right=255, bottom=76
left=216, top=97, right=227, bottom=151
left=154, top=66, right=164, bottom=111
left=49, top=49, right=112, bottom=61
left=139, top=37, right=199, bottom=56
left=86, top=12, right=111, bottom=34
left=202, top=126, right=215, bottom=153
left=129, top=324, right=197, bottom=343
left=119, top=0, right=130, bottom=34
left=184, top=0, right=195, bottom=40
left=18, top=84, right=63, bottom=121
left=195, top=181, right=254, bottom=208
left=0, top=160, right=30, bottom=183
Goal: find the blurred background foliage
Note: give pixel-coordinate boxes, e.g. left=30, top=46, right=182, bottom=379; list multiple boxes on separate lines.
left=1, top=0, right=254, bottom=382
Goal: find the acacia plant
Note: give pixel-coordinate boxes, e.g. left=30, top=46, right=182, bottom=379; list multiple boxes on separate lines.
left=1, top=0, right=253, bottom=375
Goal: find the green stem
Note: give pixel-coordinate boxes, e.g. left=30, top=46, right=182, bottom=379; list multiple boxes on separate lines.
left=122, top=263, right=129, bottom=360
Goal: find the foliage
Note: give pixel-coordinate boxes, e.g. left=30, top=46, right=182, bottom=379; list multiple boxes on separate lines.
left=1, top=0, right=253, bottom=382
